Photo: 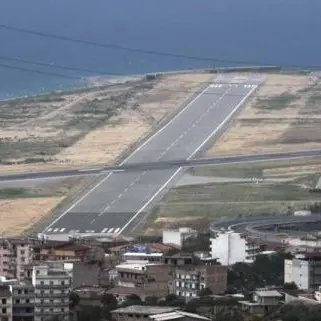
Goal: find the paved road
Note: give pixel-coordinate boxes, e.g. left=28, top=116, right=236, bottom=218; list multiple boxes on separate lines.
left=210, top=214, right=321, bottom=242
left=41, top=74, right=262, bottom=237
left=1, top=149, right=321, bottom=183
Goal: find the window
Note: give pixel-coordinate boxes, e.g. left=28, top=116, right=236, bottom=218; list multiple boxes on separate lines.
left=50, top=281, right=53, bottom=285
left=18, top=290, right=22, bottom=295
left=26, top=299, right=30, bottom=303
left=36, top=270, right=40, bottom=275
left=61, top=308, right=64, bottom=312
left=21, top=257, right=25, bottom=263
left=20, top=250, right=25, bottom=255
left=50, top=308, right=53, bottom=312
left=2, top=308, right=6, bottom=314
left=61, top=281, right=65, bottom=286
left=2, top=299, right=6, bottom=304
left=40, top=281, right=44, bottom=285
left=15, top=299, right=20, bottom=304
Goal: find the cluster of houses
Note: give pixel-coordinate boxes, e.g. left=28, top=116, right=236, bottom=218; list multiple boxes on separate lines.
left=2, top=227, right=321, bottom=321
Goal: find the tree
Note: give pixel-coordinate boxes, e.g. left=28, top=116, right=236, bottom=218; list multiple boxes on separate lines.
left=184, top=299, right=199, bottom=313
left=69, top=292, right=80, bottom=309
left=101, top=293, right=118, bottom=311
left=198, top=287, right=213, bottom=297
left=283, top=282, right=298, bottom=290
left=145, top=296, right=159, bottom=305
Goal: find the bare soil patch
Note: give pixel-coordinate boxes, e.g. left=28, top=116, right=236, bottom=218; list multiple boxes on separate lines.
left=206, top=74, right=321, bottom=156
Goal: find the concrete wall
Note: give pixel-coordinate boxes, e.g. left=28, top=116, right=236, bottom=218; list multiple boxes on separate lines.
left=210, top=232, right=248, bottom=265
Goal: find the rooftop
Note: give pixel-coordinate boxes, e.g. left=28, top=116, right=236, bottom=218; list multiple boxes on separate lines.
left=164, top=252, right=193, bottom=259
left=255, top=290, right=282, bottom=298
left=116, top=262, right=160, bottom=270
left=124, top=252, right=163, bottom=257
left=111, top=305, right=178, bottom=315
left=150, top=311, right=210, bottom=321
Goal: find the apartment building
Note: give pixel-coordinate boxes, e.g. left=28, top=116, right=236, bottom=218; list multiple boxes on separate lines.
left=0, top=284, right=12, bottom=321
left=168, top=265, right=227, bottom=299
left=0, top=239, right=34, bottom=280
left=210, top=232, right=262, bottom=265
left=284, top=253, right=321, bottom=289
left=32, top=265, right=71, bottom=321
left=11, top=282, right=34, bottom=321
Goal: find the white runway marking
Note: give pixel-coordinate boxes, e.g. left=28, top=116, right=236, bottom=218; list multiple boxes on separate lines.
left=108, top=228, right=114, bottom=233
left=101, top=228, right=108, bottom=233
left=114, top=227, right=120, bottom=233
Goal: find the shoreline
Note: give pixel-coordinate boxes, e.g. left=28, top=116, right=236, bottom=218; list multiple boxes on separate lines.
left=0, top=65, right=288, bottom=106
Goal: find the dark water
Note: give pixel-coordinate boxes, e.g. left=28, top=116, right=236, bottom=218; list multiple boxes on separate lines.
left=1, top=0, right=321, bottom=99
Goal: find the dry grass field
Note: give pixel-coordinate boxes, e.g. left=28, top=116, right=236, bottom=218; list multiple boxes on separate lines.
left=206, top=74, right=321, bottom=156
left=0, top=73, right=213, bottom=174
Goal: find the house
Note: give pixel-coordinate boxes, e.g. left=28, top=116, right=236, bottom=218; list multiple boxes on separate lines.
left=168, top=265, right=227, bottom=299
left=239, top=290, right=283, bottom=315
left=35, top=242, right=91, bottom=262
left=111, top=305, right=178, bottom=321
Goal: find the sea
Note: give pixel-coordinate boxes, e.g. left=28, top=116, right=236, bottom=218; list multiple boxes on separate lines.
left=1, top=0, right=321, bottom=100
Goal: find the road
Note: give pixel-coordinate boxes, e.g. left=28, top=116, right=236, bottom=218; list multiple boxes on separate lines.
left=210, top=214, right=321, bottom=242
left=39, top=74, right=263, bottom=237
left=1, top=149, right=321, bottom=183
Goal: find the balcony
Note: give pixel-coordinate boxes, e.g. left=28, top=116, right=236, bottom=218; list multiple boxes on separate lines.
left=35, top=293, right=69, bottom=298
left=36, top=284, right=69, bottom=289
left=35, top=302, right=69, bottom=307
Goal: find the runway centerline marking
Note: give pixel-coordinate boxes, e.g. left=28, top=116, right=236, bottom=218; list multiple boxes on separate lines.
left=118, top=84, right=257, bottom=235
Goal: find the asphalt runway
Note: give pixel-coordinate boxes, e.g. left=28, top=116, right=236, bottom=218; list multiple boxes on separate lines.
left=42, top=74, right=263, bottom=237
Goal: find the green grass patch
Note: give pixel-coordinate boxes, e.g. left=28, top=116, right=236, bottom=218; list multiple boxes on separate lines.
left=256, top=93, right=298, bottom=110
left=164, top=182, right=314, bottom=203
left=193, top=157, right=321, bottom=179
left=154, top=200, right=313, bottom=220
left=0, top=188, right=29, bottom=199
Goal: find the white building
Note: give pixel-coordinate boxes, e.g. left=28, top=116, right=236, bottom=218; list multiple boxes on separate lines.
left=162, top=228, right=197, bottom=248
left=32, top=265, right=71, bottom=321
left=284, top=253, right=321, bottom=290
left=210, top=231, right=261, bottom=265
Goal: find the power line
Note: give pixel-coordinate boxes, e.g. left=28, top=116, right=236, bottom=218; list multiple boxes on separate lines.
left=1, top=23, right=321, bottom=70
left=0, top=55, right=316, bottom=89
left=0, top=62, right=80, bottom=80
left=0, top=55, right=126, bottom=77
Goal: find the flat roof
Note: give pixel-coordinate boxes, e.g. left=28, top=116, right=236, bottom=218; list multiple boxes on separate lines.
left=116, top=262, right=160, bottom=270
left=150, top=311, right=209, bottom=321
left=111, top=305, right=178, bottom=315
left=124, top=252, right=163, bottom=257
left=255, top=290, right=282, bottom=297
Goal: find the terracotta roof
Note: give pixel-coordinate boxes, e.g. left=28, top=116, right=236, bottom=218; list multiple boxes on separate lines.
left=41, top=242, right=90, bottom=252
